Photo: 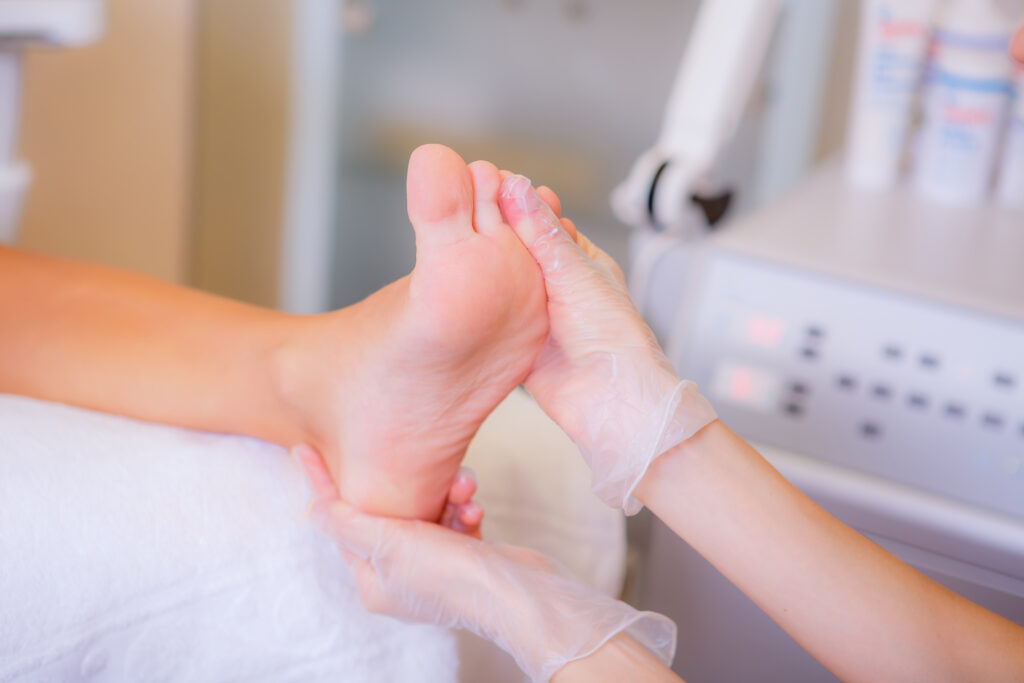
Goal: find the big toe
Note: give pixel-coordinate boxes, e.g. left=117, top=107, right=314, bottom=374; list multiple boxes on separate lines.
left=407, top=144, right=476, bottom=247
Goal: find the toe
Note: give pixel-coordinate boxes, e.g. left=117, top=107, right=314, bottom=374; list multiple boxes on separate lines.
left=468, top=160, right=506, bottom=236
left=560, top=216, right=579, bottom=241
left=536, top=186, right=562, bottom=217
left=407, top=144, right=476, bottom=246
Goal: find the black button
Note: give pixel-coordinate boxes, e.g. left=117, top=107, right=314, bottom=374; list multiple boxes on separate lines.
left=790, top=382, right=809, bottom=395
left=994, top=373, right=1016, bottom=389
left=801, top=347, right=819, bottom=360
left=982, top=413, right=1005, bottom=430
left=944, top=403, right=966, bottom=419
left=783, top=402, right=803, bottom=417
left=919, top=354, right=940, bottom=370
left=871, top=384, right=892, bottom=400
left=907, top=393, right=930, bottom=409
left=860, top=422, right=882, bottom=438
left=806, top=326, right=825, bottom=338
left=883, top=345, right=903, bottom=360
left=837, top=375, right=857, bottom=390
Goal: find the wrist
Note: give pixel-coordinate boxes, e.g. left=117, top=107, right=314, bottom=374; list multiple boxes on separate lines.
left=571, top=359, right=714, bottom=514
left=633, top=417, right=722, bottom=510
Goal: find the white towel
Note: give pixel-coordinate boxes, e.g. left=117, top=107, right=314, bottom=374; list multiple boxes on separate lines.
left=0, top=394, right=458, bottom=682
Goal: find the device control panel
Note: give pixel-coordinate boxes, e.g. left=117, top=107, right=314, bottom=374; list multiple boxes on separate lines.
left=678, top=251, right=1024, bottom=519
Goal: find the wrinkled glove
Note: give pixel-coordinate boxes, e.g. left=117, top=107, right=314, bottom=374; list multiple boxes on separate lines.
left=296, top=445, right=676, bottom=682
left=498, top=175, right=717, bottom=515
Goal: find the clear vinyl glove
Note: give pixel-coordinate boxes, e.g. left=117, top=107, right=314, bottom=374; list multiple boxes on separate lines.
left=295, top=445, right=677, bottom=683
left=497, top=176, right=717, bottom=515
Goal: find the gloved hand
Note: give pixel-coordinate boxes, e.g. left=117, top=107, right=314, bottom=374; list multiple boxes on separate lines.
left=295, top=444, right=676, bottom=683
left=497, top=176, right=717, bottom=515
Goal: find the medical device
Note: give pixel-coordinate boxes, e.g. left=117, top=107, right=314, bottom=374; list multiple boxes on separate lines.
left=611, top=0, right=781, bottom=235
left=0, top=0, right=104, bottom=244
left=633, top=164, right=1024, bottom=681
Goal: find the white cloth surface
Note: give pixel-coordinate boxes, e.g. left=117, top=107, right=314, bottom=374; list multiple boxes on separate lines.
left=0, top=389, right=627, bottom=683
left=0, top=394, right=458, bottom=683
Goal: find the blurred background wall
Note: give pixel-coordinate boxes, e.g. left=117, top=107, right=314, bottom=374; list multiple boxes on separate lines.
left=11, top=0, right=856, bottom=308
left=15, top=0, right=293, bottom=307
left=192, top=0, right=293, bottom=307
left=17, top=0, right=198, bottom=284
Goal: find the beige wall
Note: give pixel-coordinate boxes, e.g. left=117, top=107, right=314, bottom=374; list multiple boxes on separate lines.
left=17, top=0, right=197, bottom=284
left=191, top=0, right=293, bottom=307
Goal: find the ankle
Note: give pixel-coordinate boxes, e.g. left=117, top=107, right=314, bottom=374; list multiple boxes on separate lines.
left=265, top=310, right=343, bottom=450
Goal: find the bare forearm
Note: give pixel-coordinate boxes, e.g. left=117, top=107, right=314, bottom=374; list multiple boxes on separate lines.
left=0, top=247, right=308, bottom=445
left=635, top=420, right=1024, bottom=682
left=552, top=634, right=683, bottom=683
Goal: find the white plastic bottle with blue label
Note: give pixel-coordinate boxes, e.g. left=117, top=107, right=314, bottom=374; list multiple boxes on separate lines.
left=845, top=0, right=939, bottom=189
left=913, top=0, right=1015, bottom=205
left=996, top=64, right=1024, bottom=207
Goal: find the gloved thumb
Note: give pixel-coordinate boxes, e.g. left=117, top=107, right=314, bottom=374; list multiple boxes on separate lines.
left=499, top=175, right=588, bottom=281
left=309, top=499, right=383, bottom=562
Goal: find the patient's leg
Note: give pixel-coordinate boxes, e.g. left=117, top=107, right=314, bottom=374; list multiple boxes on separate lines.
left=280, top=145, right=549, bottom=521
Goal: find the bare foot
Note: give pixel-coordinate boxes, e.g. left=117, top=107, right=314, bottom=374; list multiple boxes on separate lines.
left=278, top=145, right=548, bottom=521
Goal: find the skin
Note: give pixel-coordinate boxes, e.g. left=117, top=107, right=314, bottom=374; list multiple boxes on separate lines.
left=297, top=443, right=682, bottom=682
left=553, top=634, right=683, bottom=683
left=276, top=145, right=550, bottom=520
left=500, top=178, right=1024, bottom=681
left=0, top=144, right=552, bottom=525
left=308, top=167, right=1024, bottom=682
left=6, top=20, right=1022, bottom=669
left=632, top=422, right=1024, bottom=683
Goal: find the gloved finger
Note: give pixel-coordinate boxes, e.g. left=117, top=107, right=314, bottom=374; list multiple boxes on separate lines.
left=439, top=501, right=458, bottom=530
left=340, top=551, right=392, bottom=615
left=536, top=185, right=562, bottom=217
left=1012, top=24, right=1024, bottom=63
left=574, top=228, right=626, bottom=283
left=309, top=499, right=382, bottom=561
left=293, top=443, right=340, bottom=502
left=499, top=169, right=562, bottom=219
left=457, top=501, right=484, bottom=537
left=446, top=466, right=478, bottom=506
left=499, top=175, right=589, bottom=280
left=442, top=497, right=483, bottom=531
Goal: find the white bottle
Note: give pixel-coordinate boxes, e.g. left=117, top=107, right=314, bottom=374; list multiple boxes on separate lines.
left=845, top=0, right=939, bottom=190
left=912, top=0, right=1015, bottom=205
left=996, top=64, right=1024, bottom=207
